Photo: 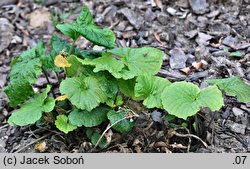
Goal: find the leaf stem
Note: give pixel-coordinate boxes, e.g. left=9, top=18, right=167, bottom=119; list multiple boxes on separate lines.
left=42, top=68, right=56, bottom=98
left=68, top=40, right=76, bottom=55
left=56, top=72, right=61, bottom=83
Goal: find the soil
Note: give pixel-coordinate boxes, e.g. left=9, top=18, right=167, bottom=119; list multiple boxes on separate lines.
left=0, top=0, right=250, bottom=153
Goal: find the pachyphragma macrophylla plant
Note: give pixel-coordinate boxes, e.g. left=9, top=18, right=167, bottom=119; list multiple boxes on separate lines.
left=4, top=5, right=250, bottom=148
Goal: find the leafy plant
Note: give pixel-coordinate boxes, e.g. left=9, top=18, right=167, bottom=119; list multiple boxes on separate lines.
left=5, top=5, right=250, bottom=148
left=161, top=82, right=223, bottom=119
left=206, top=76, right=250, bottom=103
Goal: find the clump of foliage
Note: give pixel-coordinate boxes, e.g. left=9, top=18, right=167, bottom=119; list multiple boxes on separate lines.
left=4, top=5, right=250, bottom=148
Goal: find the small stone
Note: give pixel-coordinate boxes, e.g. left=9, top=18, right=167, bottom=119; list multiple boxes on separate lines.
left=11, top=35, right=22, bottom=44
left=176, top=0, right=189, bottom=8
left=184, top=30, right=198, bottom=39
left=0, top=146, right=5, bottom=153
left=241, top=114, right=248, bottom=126
left=189, top=0, right=209, bottom=14
left=0, top=74, right=7, bottom=88
left=188, top=70, right=209, bottom=81
left=118, top=8, right=143, bottom=30
left=29, top=9, right=51, bottom=28
left=226, top=120, right=246, bottom=134
left=137, top=37, right=149, bottom=45
left=208, top=23, right=231, bottom=36
left=144, top=8, right=156, bottom=22
left=242, top=136, right=250, bottom=151
left=222, top=36, right=238, bottom=49
left=207, top=10, right=220, bottom=18
left=232, top=107, right=244, bottom=117
left=195, top=45, right=210, bottom=60
left=186, top=54, right=196, bottom=66
left=151, top=111, right=163, bottom=123
left=196, top=32, right=212, bottom=46
left=116, top=21, right=127, bottom=31
left=0, top=139, right=6, bottom=153
left=157, top=13, right=169, bottom=25
left=167, top=7, right=177, bottom=15
left=240, top=105, right=250, bottom=113
left=246, top=103, right=250, bottom=108
left=212, top=50, right=230, bottom=57
left=160, top=32, right=169, bottom=42
left=247, top=47, right=250, bottom=53
left=244, top=27, right=250, bottom=38
left=0, top=0, right=17, bottom=6
left=0, top=18, right=14, bottom=53
left=169, top=48, right=187, bottom=69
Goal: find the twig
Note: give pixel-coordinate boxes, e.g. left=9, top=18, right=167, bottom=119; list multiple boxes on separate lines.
left=0, top=124, right=8, bottom=130
left=182, top=127, right=192, bottom=153
left=94, top=111, right=138, bottom=148
left=14, top=133, right=52, bottom=153
left=172, top=130, right=208, bottom=148
left=94, top=117, right=127, bottom=149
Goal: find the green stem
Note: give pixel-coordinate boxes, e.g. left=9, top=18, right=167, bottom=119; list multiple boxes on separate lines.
left=42, top=67, right=56, bottom=98
left=195, top=114, right=198, bottom=136
left=63, top=67, right=68, bottom=78
left=56, top=72, right=61, bottom=83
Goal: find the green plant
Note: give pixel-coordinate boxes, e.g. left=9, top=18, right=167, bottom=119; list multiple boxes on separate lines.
left=5, top=5, right=250, bottom=148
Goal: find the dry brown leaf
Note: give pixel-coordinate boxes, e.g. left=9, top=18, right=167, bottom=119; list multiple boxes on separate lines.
left=134, top=146, right=142, bottom=153
left=155, top=0, right=163, bottom=9
left=56, top=107, right=67, bottom=114
left=54, top=54, right=71, bottom=68
left=56, top=95, right=68, bottom=101
left=192, top=61, right=203, bottom=69
left=154, top=141, right=168, bottom=148
left=35, top=141, right=47, bottom=152
left=153, top=32, right=164, bottom=44
left=105, top=129, right=113, bottom=144
left=43, top=112, right=54, bottom=124
left=132, top=138, right=141, bottom=146
left=180, top=67, right=191, bottom=74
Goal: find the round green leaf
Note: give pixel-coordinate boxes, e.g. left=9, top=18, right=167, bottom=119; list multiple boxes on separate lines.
left=55, top=115, right=77, bottom=134
left=56, top=23, right=80, bottom=41
left=197, top=85, right=224, bottom=111
left=207, top=76, right=250, bottom=103
left=161, top=82, right=223, bottom=119
left=43, top=97, right=56, bottom=112
left=8, top=86, right=52, bottom=126
left=135, top=75, right=171, bottom=108
left=80, top=47, right=163, bottom=80
left=59, top=77, right=105, bottom=111
left=161, top=82, right=200, bottom=119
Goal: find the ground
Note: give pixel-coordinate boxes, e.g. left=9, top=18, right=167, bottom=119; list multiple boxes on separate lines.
left=0, top=0, right=250, bottom=153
